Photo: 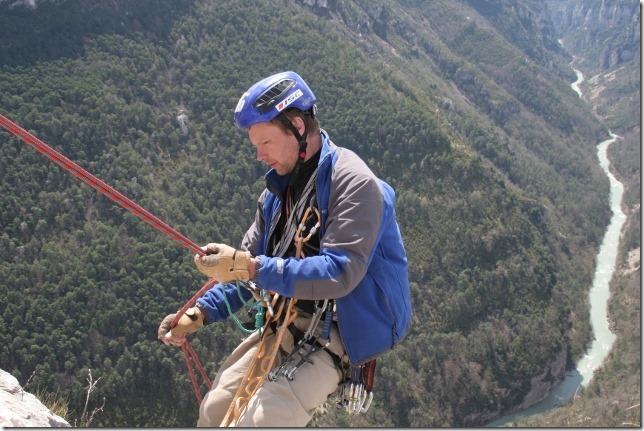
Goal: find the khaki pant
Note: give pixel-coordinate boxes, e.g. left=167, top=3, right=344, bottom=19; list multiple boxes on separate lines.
left=197, top=315, right=345, bottom=427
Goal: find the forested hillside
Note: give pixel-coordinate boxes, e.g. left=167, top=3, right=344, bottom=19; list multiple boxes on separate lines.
left=0, top=0, right=624, bottom=427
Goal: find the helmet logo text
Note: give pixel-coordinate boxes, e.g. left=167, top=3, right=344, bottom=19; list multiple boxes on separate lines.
left=276, top=89, right=303, bottom=112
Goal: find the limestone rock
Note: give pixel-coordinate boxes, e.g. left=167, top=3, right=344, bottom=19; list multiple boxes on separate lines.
left=0, top=369, right=70, bottom=427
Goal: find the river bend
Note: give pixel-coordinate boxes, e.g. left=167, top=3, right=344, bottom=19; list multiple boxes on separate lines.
left=486, top=69, right=625, bottom=426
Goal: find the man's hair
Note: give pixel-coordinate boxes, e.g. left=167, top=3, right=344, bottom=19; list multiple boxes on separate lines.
left=272, top=108, right=320, bottom=137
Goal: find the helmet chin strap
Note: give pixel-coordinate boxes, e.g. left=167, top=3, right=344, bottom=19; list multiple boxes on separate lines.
left=277, top=113, right=308, bottom=187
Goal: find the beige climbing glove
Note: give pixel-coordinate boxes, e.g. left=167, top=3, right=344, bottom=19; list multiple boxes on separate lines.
left=194, top=243, right=252, bottom=282
left=157, top=307, right=204, bottom=346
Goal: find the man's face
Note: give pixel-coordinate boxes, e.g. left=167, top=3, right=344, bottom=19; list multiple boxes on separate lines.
left=248, top=121, right=299, bottom=175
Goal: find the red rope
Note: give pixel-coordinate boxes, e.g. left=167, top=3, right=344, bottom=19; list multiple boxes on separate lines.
left=0, top=113, right=204, bottom=255
left=0, top=113, right=213, bottom=403
left=174, top=279, right=217, bottom=401
left=183, top=339, right=212, bottom=404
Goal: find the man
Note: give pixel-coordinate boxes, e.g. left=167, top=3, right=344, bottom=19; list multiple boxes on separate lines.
left=158, top=71, right=412, bottom=427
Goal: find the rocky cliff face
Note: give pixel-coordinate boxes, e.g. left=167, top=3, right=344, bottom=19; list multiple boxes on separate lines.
left=0, top=369, right=70, bottom=427
left=465, top=0, right=568, bottom=72
left=550, top=0, right=638, bottom=34
left=546, top=0, right=640, bottom=72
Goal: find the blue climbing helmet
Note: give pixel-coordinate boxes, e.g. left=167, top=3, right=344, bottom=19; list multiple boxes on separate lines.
left=234, top=71, right=317, bottom=129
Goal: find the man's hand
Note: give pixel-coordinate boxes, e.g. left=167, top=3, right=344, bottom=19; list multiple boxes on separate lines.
left=194, top=243, right=252, bottom=282
left=157, top=307, right=204, bottom=346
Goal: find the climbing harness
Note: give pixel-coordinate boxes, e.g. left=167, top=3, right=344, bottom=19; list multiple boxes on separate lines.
left=220, top=179, right=325, bottom=426
left=268, top=299, right=333, bottom=382
left=0, top=113, right=212, bottom=404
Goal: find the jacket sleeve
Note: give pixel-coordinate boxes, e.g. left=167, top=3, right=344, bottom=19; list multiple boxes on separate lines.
left=196, top=281, right=253, bottom=324
left=258, top=149, right=385, bottom=300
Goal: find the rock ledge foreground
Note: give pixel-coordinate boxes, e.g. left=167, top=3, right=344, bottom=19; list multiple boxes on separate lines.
left=0, top=369, right=70, bottom=427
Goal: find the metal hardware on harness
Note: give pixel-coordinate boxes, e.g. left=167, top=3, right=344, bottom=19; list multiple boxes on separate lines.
left=336, top=359, right=376, bottom=414
left=294, top=198, right=320, bottom=258
left=268, top=299, right=333, bottom=381
left=222, top=192, right=322, bottom=426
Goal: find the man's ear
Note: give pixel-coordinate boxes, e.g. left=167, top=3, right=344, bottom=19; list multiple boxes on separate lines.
left=291, top=115, right=306, bottom=136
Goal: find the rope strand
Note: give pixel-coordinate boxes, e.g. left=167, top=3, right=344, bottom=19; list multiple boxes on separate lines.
left=0, top=113, right=212, bottom=404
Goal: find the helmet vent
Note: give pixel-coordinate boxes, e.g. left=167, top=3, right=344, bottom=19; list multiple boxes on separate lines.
left=253, top=79, right=296, bottom=113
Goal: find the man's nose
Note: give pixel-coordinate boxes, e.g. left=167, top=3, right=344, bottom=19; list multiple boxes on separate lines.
left=256, top=148, right=267, bottom=162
